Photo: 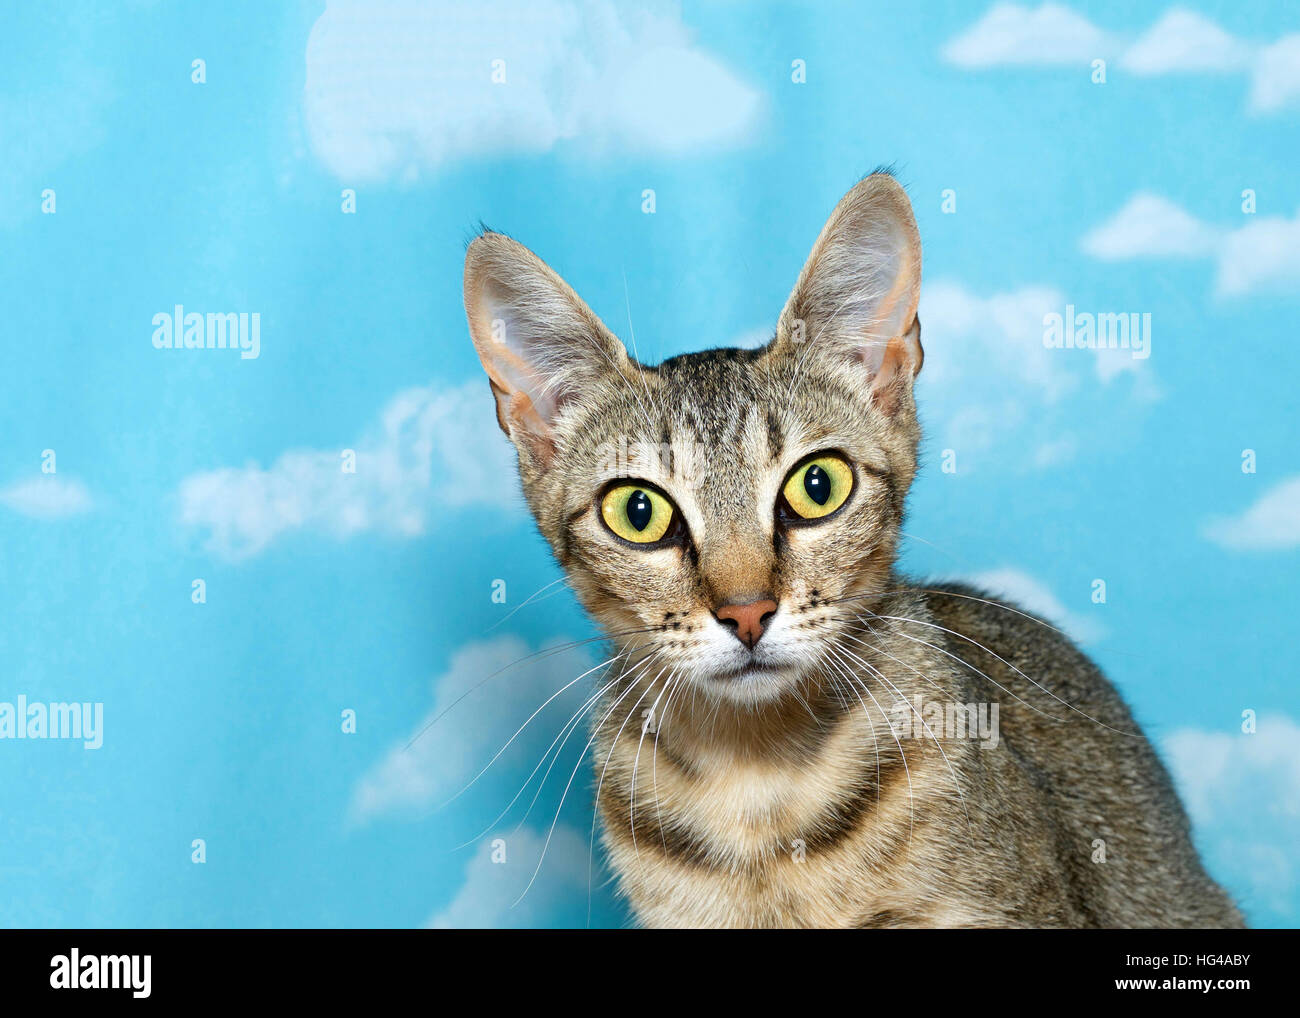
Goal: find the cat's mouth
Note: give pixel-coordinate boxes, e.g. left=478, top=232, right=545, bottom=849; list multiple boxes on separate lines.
left=666, top=612, right=811, bottom=699
left=690, top=653, right=806, bottom=705
left=708, top=660, right=783, bottom=682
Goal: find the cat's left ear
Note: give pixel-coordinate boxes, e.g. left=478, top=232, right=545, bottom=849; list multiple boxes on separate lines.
left=773, top=172, right=922, bottom=414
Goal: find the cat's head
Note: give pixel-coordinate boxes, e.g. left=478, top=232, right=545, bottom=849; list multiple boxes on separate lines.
left=464, top=173, right=923, bottom=706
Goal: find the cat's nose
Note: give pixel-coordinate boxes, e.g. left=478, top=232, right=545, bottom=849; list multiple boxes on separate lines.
left=714, top=598, right=779, bottom=650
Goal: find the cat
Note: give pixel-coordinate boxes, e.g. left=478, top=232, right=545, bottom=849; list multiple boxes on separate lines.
left=461, top=171, right=1244, bottom=929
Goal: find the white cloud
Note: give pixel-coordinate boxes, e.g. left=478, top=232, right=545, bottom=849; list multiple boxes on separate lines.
left=0, top=38, right=114, bottom=229
left=1031, top=434, right=1077, bottom=468
left=944, top=5, right=1300, bottom=115
left=1164, top=715, right=1300, bottom=920
left=427, top=824, right=591, bottom=928
left=1080, top=192, right=1220, bottom=260
left=1092, top=344, right=1162, bottom=400
left=303, top=0, right=762, bottom=182
left=1120, top=8, right=1251, bottom=74
left=730, top=326, right=774, bottom=350
left=1082, top=195, right=1300, bottom=298
left=1250, top=34, right=1300, bottom=113
left=941, top=3, right=1113, bottom=68
left=921, top=281, right=1074, bottom=401
left=178, top=379, right=518, bottom=559
left=350, top=635, right=598, bottom=824
left=917, top=281, right=1157, bottom=470
left=0, top=476, right=92, bottom=518
left=1203, top=477, right=1300, bottom=551
left=1216, top=211, right=1300, bottom=297
left=963, top=567, right=1104, bottom=644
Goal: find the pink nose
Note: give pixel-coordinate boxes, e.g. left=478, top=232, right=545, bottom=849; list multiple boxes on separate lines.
left=714, top=599, right=778, bottom=649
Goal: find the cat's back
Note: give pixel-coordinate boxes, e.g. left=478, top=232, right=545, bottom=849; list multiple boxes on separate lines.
left=919, top=580, right=1244, bottom=927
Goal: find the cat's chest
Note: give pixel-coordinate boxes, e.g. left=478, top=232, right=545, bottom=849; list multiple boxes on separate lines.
left=601, top=747, right=936, bottom=928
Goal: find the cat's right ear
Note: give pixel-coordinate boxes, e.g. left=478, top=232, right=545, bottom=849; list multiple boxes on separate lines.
left=463, top=232, right=632, bottom=466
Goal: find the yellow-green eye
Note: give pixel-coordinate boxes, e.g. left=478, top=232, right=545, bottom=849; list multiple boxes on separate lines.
left=781, top=455, right=854, bottom=520
left=600, top=484, right=677, bottom=544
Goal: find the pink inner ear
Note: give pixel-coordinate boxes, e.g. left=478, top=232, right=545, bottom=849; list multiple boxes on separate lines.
left=466, top=232, right=633, bottom=466
left=503, top=387, right=557, bottom=465
left=856, top=334, right=892, bottom=377
left=498, top=343, right=561, bottom=422
left=860, top=241, right=919, bottom=343
left=867, top=320, right=922, bottom=415
left=478, top=286, right=564, bottom=424
left=801, top=221, right=920, bottom=375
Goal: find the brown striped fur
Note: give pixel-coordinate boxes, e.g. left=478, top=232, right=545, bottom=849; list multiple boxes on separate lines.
left=462, top=173, right=1243, bottom=928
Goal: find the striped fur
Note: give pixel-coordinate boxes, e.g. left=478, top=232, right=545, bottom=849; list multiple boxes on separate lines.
left=463, top=174, right=1243, bottom=928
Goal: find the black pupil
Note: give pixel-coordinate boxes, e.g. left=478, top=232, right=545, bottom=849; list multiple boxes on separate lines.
left=804, top=465, right=831, bottom=506
left=626, top=490, right=654, bottom=531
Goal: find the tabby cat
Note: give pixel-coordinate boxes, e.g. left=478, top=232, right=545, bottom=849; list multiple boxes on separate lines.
left=462, top=172, right=1243, bottom=928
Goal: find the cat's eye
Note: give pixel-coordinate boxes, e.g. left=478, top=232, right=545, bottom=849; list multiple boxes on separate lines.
left=600, top=483, right=678, bottom=544
left=780, top=454, right=854, bottom=521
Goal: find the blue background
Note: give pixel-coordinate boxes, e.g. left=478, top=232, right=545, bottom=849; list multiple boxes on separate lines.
left=2, top=1, right=1297, bottom=928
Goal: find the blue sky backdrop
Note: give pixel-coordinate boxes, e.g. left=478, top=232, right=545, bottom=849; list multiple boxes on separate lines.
left=2, top=0, right=1298, bottom=928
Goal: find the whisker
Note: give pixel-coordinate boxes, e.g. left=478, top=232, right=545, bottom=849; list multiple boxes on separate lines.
left=585, top=659, right=673, bottom=919
left=446, top=647, right=663, bottom=849
left=447, top=670, right=623, bottom=852
left=511, top=650, right=663, bottom=835
left=622, top=270, right=670, bottom=433
left=833, top=635, right=974, bottom=834
left=650, top=673, right=685, bottom=854
left=824, top=641, right=914, bottom=844
left=402, top=626, right=657, bottom=751
left=485, top=575, right=573, bottom=632
left=868, top=611, right=1138, bottom=736
left=817, top=650, right=882, bottom=807
left=841, top=609, right=1068, bottom=723
left=629, top=670, right=678, bottom=859
left=834, top=626, right=956, bottom=703
left=513, top=657, right=664, bottom=909
left=438, top=649, right=630, bottom=811
left=828, top=585, right=1070, bottom=638
left=895, top=531, right=962, bottom=561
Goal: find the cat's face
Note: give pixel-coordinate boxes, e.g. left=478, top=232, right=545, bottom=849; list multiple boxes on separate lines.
left=465, top=173, right=923, bottom=706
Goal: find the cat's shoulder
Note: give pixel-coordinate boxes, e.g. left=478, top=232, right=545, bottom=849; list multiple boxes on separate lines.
left=912, top=578, right=1094, bottom=673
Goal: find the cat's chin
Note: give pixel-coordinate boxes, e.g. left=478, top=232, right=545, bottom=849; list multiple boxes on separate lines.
left=690, top=661, right=803, bottom=706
